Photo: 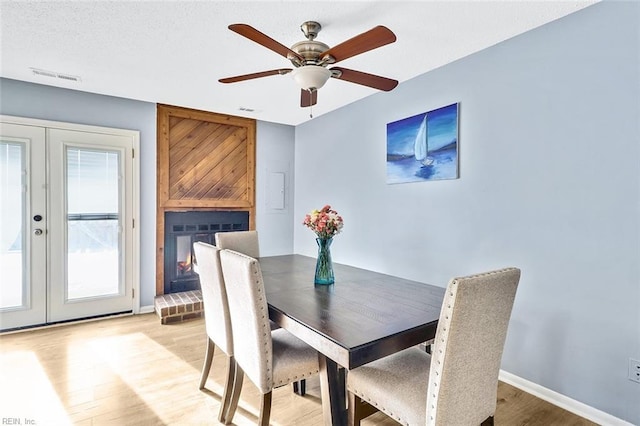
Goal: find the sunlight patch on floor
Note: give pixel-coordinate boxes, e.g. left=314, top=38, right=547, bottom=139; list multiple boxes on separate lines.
left=0, top=351, right=72, bottom=425
left=88, top=331, right=262, bottom=425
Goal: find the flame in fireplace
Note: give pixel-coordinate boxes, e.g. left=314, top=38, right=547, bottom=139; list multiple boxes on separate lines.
left=177, top=253, right=192, bottom=276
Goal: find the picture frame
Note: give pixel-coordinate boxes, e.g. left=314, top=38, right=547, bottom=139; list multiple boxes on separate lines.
left=386, top=103, right=459, bottom=184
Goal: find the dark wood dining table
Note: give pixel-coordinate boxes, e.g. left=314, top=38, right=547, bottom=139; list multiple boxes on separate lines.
left=259, top=254, right=445, bottom=426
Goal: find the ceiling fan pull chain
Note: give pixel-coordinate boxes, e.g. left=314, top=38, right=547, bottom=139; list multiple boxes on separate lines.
left=309, top=89, right=314, bottom=118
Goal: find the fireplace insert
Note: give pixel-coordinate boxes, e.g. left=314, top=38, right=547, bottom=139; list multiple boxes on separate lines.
left=164, top=211, right=249, bottom=294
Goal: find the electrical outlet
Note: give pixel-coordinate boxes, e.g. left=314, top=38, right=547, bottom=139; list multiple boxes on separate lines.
left=630, top=358, right=640, bottom=383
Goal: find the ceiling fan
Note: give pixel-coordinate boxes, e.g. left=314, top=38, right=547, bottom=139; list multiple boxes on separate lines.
left=219, top=21, right=399, bottom=110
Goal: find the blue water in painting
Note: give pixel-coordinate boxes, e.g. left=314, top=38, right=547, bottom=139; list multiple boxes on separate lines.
left=386, top=146, right=458, bottom=184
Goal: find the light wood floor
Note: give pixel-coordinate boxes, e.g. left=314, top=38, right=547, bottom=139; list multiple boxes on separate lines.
left=0, top=314, right=597, bottom=425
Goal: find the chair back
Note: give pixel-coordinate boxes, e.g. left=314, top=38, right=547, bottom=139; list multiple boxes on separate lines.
left=192, top=242, right=232, bottom=356
left=215, top=230, right=260, bottom=258
left=219, top=249, right=274, bottom=394
left=426, top=268, right=521, bottom=426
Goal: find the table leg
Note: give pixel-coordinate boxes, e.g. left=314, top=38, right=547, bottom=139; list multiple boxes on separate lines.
left=318, top=353, right=346, bottom=426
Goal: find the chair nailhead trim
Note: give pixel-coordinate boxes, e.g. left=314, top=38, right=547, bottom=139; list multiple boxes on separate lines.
left=353, top=390, right=409, bottom=425
left=274, top=369, right=319, bottom=387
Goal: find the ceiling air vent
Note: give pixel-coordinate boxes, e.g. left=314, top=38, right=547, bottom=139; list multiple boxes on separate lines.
left=30, top=68, right=81, bottom=83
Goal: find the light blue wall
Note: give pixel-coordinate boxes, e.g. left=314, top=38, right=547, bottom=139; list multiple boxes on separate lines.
left=256, top=121, right=295, bottom=256
left=0, top=78, right=297, bottom=308
left=294, top=2, right=639, bottom=424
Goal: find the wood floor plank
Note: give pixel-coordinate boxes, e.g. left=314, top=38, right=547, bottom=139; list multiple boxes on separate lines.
left=0, top=314, right=597, bottom=425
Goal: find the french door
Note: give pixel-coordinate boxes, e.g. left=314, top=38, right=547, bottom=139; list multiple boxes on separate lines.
left=0, top=119, right=138, bottom=330
left=0, top=124, right=47, bottom=329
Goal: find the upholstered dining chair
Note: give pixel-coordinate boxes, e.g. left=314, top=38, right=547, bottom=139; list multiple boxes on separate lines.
left=215, top=230, right=260, bottom=258
left=192, top=242, right=236, bottom=422
left=347, top=267, right=521, bottom=426
left=215, top=229, right=307, bottom=395
left=219, top=249, right=320, bottom=426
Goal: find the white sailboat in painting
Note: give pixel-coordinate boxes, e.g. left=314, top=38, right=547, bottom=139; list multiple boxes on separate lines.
left=413, top=113, right=434, bottom=166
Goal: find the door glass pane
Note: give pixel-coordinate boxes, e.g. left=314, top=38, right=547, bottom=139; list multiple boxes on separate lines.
left=66, top=148, right=120, bottom=300
left=0, top=142, right=26, bottom=309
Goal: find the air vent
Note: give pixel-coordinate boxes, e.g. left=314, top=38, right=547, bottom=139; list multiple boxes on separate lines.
left=31, top=68, right=57, bottom=78
left=30, top=68, right=81, bottom=83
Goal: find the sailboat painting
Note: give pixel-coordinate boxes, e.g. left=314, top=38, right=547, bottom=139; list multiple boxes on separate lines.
left=386, top=103, right=459, bottom=184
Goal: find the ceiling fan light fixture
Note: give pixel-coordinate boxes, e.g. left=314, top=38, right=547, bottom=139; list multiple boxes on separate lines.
left=291, top=66, right=331, bottom=91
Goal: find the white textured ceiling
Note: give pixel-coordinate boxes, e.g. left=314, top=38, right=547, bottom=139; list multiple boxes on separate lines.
left=0, top=1, right=598, bottom=126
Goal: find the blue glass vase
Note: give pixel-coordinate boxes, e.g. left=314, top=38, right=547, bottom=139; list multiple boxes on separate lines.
left=314, top=237, right=334, bottom=285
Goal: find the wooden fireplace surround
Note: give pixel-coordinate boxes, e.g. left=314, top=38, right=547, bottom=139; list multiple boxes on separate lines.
left=156, top=104, right=256, bottom=295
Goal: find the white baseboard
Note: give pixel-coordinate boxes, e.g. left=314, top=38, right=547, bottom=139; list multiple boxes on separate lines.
left=499, top=370, right=633, bottom=426
left=138, top=305, right=155, bottom=314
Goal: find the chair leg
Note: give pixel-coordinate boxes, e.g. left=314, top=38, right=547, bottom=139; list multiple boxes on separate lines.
left=221, top=361, right=244, bottom=425
left=198, top=338, right=215, bottom=390
left=293, top=379, right=307, bottom=396
left=348, top=391, right=378, bottom=426
left=258, top=391, right=273, bottom=426
left=217, top=355, right=237, bottom=423
left=481, top=416, right=495, bottom=426
left=347, top=392, right=361, bottom=426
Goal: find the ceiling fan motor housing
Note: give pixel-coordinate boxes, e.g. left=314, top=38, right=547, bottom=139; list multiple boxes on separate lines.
left=290, top=40, right=331, bottom=66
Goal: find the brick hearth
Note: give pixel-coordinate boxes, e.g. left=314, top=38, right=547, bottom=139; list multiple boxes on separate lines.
left=154, top=290, right=203, bottom=324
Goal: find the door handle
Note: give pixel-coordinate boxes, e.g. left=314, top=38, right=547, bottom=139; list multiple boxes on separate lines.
left=33, top=229, right=43, bottom=236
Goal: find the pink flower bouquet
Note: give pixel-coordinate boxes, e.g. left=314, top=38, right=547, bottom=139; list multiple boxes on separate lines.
left=303, top=205, right=344, bottom=240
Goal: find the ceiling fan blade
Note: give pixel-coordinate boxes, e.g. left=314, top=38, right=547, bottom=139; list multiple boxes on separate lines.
left=229, top=24, right=303, bottom=62
left=219, top=68, right=292, bottom=84
left=300, top=89, right=318, bottom=107
left=331, top=67, right=398, bottom=91
left=321, top=26, right=396, bottom=63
